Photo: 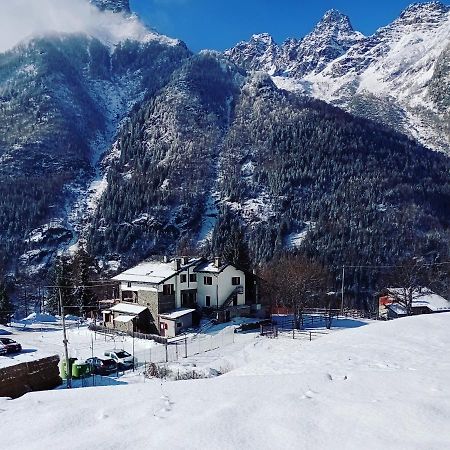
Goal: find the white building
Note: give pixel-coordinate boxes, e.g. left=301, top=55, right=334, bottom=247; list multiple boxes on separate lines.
left=109, top=256, right=248, bottom=337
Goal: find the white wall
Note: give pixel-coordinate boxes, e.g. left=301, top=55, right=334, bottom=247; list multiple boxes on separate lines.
left=119, top=263, right=245, bottom=310
left=174, top=266, right=198, bottom=309
left=197, top=265, right=245, bottom=308
left=120, top=281, right=158, bottom=292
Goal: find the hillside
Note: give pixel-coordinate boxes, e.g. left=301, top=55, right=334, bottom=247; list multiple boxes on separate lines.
left=2, top=313, right=450, bottom=449
left=88, top=70, right=450, bottom=279
left=0, top=15, right=190, bottom=275
left=0, top=0, right=448, bottom=294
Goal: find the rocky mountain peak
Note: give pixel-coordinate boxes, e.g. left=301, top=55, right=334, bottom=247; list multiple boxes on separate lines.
left=224, top=33, right=280, bottom=73
left=319, top=9, right=354, bottom=29
left=396, top=1, right=449, bottom=25
left=310, top=9, right=361, bottom=42
left=271, top=8, right=363, bottom=77
left=249, top=33, right=277, bottom=47
left=90, top=0, right=131, bottom=14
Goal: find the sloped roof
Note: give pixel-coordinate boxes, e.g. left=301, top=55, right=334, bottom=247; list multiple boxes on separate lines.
left=194, top=261, right=229, bottom=273
left=113, top=258, right=202, bottom=284
left=386, top=288, right=450, bottom=313
left=159, top=309, right=196, bottom=320
left=113, top=315, right=135, bottom=323
left=110, top=303, right=147, bottom=315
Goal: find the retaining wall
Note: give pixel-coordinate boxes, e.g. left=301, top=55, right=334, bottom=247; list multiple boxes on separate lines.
left=0, top=355, right=61, bottom=399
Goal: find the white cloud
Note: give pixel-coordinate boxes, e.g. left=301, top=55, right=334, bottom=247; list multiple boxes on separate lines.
left=0, top=0, right=159, bottom=52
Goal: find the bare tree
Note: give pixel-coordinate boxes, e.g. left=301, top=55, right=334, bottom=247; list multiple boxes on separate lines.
left=383, top=258, right=430, bottom=315
left=261, top=255, right=330, bottom=328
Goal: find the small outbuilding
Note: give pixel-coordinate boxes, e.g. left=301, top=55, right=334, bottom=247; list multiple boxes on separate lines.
left=158, top=308, right=195, bottom=338
left=103, top=302, right=153, bottom=334
left=379, top=288, right=450, bottom=319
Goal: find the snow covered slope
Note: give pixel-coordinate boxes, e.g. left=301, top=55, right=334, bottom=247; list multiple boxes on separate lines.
left=2, top=314, right=450, bottom=450
left=226, top=2, right=450, bottom=152
left=0, top=1, right=190, bottom=276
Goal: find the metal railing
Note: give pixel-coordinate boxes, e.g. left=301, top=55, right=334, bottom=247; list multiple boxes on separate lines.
left=88, top=323, right=167, bottom=344
left=134, top=327, right=235, bottom=365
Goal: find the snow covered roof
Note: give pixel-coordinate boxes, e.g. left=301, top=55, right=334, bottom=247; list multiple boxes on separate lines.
left=386, top=288, right=450, bottom=313
left=194, top=261, right=229, bottom=273
left=110, top=303, right=147, bottom=315
left=387, top=303, right=408, bottom=316
left=159, top=309, right=196, bottom=320
left=113, top=258, right=202, bottom=284
left=113, top=315, right=135, bottom=323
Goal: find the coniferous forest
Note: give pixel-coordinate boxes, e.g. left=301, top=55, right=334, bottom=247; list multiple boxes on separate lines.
left=0, top=32, right=448, bottom=307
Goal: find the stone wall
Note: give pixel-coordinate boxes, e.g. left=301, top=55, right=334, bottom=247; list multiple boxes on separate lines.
left=137, top=290, right=159, bottom=322
left=0, top=355, right=61, bottom=399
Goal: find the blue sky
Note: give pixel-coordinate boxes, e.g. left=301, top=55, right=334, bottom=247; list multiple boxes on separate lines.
left=130, top=1, right=449, bottom=51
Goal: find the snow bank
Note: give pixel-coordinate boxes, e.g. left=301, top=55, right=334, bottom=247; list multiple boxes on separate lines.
left=64, top=315, right=83, bottom=322
left=21, top=313, right=57, bottom=323
left=2, top=313, right=450, bottom=449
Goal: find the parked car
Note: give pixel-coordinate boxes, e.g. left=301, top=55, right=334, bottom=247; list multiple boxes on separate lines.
left=104, top=350, right=137, bottom=370
left=85, top=357, right=118, bottom=375
left=0, top=343, right=7, bottom=356
left=0, top=338, right=22, bottom=354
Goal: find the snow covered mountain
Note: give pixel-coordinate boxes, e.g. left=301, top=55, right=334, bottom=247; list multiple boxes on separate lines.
left=225, top=10, right=364, bottom=78
left=0, top=1, right=190, bottom=276
left=90, top=0, right=131, bottom=14
left=225, top=2, right=450, bottom=152
left=0, top=0, right=449, bottom=292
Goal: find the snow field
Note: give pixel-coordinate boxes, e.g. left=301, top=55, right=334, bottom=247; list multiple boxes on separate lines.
left=1, top=313, right=450, bottom=449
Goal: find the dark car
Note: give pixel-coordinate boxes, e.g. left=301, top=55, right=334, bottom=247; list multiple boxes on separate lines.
left=85, top=357, right=118, bottom=375
left=0, top=338, right=22, bottom=354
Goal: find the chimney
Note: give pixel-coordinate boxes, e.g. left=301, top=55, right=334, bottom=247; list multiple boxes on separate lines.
left=173, top=258, right=181, bottom=271
left=163, top=255, right=169, bottom=263
left=182, top=256, right=189, bottom=266
left=214, top=257, right=221, bottom=268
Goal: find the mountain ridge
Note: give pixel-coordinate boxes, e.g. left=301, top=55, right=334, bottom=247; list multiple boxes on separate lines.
left=0, top=1, right=448, bottom=304
left=90, top=0, right=131, bottom=14
left=225, top=2, right=450, bottom=153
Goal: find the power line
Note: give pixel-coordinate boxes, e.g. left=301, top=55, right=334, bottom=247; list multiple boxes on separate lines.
left=43, top=282, right=119, bottom=289
left=342, top=261, right=450, bottom=270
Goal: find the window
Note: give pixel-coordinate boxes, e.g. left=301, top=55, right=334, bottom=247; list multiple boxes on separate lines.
left=205, top=296, right=211, bottom=307
left=180, top=274, right=187, bottom=283
left=204, top=276, right=213, bottom=285
left=189, top=274, right=197, bottom=283
left=127, top=282, right=132, bottom=288
left=163, top=284, right=175, bottom=295
left=176, top=322, right=182, bottom=328
left=232, top=277, right=241, bottom=286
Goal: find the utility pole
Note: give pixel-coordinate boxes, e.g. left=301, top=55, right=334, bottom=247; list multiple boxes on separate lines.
left=340, top=266, right=345, bottom=316
left=132, top=321, right=135, bottom=372
left=59, top=287, right=71, bottom=388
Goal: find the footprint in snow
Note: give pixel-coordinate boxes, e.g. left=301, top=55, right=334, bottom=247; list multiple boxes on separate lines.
left=97, top=411, right=109, bottom=420
left=326, top=373, right=348, bottom=381
left=154, top=395, right=175, bottom=419
left=302, top=390, right=317, bottom=399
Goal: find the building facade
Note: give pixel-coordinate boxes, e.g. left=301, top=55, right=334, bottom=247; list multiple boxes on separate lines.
left=106, top=256, right=248, bottom=336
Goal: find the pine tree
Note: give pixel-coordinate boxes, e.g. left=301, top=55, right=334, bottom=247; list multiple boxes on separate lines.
left=45, top=256, right=75, bottom=316
left=0, top=282, right=13, bottom=325
left=72, top=248, right=98, bottom=315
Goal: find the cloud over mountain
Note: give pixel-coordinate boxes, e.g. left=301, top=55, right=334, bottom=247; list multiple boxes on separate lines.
left=0, top=0, right=151, bottom=52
